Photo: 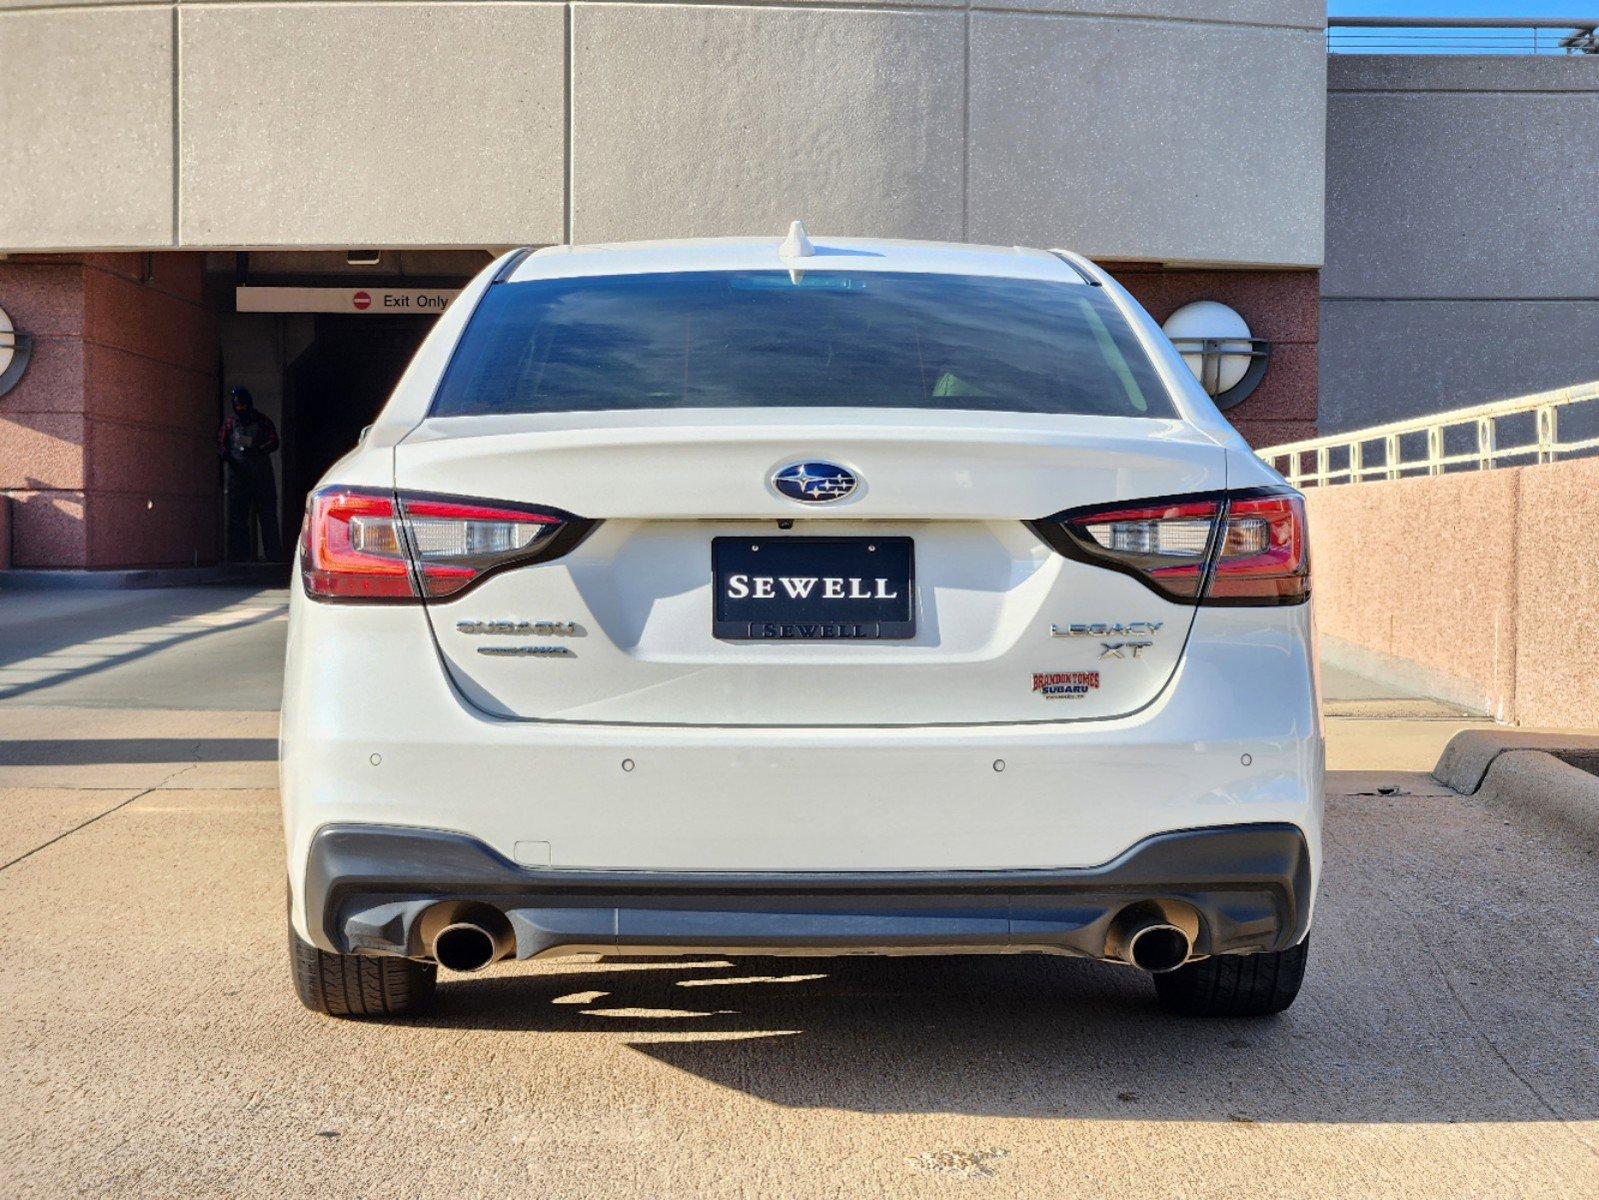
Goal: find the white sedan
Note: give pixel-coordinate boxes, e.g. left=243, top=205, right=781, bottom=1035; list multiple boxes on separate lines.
left=281, top=229, right=1322, bottom=1020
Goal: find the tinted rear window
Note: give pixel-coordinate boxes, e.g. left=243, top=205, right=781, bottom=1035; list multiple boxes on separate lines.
left=430, top=270, right=1175, bottom=420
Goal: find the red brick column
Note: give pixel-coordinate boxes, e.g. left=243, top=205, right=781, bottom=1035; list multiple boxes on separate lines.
left=0, top=253, right=220, bottom=569
left=1107, top=266, right=1319, bottom=449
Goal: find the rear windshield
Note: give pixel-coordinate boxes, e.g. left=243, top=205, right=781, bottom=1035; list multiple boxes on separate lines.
left=430, top=270, right=1176, bottom=420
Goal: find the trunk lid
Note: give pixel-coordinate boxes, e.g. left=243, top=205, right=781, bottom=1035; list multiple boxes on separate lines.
left=394, top=408, right=1225, bottom=726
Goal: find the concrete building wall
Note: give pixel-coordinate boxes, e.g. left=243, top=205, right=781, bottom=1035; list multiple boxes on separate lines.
left=1322, top=56, right=1599, bottom=433
left=0, top=1, right=1326, bottom=268
left=0, top=255, right=219, bottom=569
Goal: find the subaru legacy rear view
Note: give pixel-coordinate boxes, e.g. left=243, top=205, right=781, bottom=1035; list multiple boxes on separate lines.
left=281, top=232, right=1321, bottom=1020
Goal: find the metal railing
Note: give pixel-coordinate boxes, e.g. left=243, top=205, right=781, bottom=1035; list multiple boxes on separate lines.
left=1257, top=381, right=1599, bottom=489
left=1328, top=16, right=1599, bottom=56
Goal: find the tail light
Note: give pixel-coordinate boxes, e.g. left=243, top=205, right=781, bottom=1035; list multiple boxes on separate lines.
left=299, top=487, right=591, bottom=602
left=1204, top=493, right=1310, bottom=604
left=1031, top=488, right=1308, bottom=606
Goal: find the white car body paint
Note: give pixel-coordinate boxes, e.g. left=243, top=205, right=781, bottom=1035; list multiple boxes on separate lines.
left=281, top=236, right=1321, bottom=958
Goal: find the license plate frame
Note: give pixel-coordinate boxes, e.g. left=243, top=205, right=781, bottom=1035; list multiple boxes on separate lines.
left=711, top=536, right=916, bottom=641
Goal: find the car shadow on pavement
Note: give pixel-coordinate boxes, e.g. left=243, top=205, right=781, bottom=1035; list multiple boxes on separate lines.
left=398, top=951, right=1596, bottom=1123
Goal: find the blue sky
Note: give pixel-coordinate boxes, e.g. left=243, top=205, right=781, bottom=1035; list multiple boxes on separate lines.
left=1329, top=1, right=1599, bottom=16
left=1325, top=2, right=1597, bottom=52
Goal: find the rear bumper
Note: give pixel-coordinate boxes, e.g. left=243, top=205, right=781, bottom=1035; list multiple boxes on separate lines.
left=306, top=821, right=1314, bottom=962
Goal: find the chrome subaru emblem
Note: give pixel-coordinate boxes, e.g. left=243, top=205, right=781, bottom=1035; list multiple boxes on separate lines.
left=772, top=461, right=857, bottom=504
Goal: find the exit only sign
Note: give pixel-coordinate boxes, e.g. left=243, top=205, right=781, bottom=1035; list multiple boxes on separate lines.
left=235, top=286, right=461, bottom=314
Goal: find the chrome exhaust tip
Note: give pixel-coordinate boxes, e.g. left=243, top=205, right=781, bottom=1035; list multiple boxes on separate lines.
left=1105, top=905, right=1195, bottom=974
left=429, top=918, right=512, bottom=973
left=1125, top=922, right=1191, bottom=974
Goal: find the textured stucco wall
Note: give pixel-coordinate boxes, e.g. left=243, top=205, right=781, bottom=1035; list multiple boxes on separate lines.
left=0, top=255, right=219, bottom=569
left=1304, top=458, right=1599, bottom=729
left=1322, top=56, right=1599, bottom=433
left=0, top=1, right=1325, bottom=268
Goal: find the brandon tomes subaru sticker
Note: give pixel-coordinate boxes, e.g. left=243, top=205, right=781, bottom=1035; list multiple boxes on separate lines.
left=1033, top=671, right=1101, bottom=700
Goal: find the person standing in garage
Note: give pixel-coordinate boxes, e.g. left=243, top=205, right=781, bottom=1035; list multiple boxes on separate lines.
left=218, top=386, right=282, bottom=562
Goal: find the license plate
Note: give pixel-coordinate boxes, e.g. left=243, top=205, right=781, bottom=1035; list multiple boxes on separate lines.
left=712, top=537, right=915, bottom=640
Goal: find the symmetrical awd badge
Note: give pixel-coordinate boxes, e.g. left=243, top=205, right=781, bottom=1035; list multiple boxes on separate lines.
left=456, top=619, right=579, bottom=637
left=457, top=618, right=580, bottom=656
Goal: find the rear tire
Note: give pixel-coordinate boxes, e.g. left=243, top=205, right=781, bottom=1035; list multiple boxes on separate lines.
left=289, top=919, right=436, bottom=1018
left=1153, top=939, right=1308, bottom=1018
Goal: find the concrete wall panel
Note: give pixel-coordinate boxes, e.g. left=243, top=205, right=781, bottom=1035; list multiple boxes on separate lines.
left=967, top=14, right=1324, bottom=265
left=2, top=2, right=1328, bottom=265
left=0, top=0, right=129, bottom=8
left=570, top=5, right=965, bottom=243
left=1321, top=56, right=1599, bottom=434
left=179, top=3, right=566, bottom=247
left=0, top=8, right=174, bottom=250
left=1320, top=299, right=1599, bottom=432
left=1325, top=75, right=1599, bottom=299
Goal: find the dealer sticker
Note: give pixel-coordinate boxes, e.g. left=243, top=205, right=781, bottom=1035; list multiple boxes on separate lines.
left=1032, top=671, right=1101, bottom=700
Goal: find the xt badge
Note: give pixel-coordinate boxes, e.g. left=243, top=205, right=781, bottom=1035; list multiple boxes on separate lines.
left=1099, top=641, right=1154, bottom=659
left=1052, top=621, right=1161, bottom=662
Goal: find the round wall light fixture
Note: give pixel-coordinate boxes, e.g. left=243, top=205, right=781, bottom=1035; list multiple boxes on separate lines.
left=1161, top=300, right=1271, bottom=411
left=0, top=305, right=34, bottom=399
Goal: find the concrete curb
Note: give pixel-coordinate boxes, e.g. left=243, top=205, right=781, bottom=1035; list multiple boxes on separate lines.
left=1464, top=749, right=1599, bottom=849
left=1433, top=729, right=1599, bottom=794
left=0, top=565, right=288, bottom=590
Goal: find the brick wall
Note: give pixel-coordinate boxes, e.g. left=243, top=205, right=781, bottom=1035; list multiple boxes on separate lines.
left=0, top=252, right=219, bottom=568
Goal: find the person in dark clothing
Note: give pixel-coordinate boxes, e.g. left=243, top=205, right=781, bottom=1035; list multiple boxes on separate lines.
left=219, top=386, right=282, bottom=561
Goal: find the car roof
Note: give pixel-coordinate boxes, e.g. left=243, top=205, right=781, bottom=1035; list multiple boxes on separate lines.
left=505, top=233, right=1089, bottom=286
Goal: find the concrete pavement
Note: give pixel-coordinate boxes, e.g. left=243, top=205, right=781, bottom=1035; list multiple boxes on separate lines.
left=0, top=585, right=288, bottom=711
left=1, top=587, right=1595, bottom=1199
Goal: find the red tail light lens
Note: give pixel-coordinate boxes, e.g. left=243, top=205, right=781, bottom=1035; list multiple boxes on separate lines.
left=300, top=489, right=414, bottom=601
left=1206, top=493, right=1309, bottom=604
left=1032, top=488, right=1309, bottom=606
left=300, top=487, right=588, bottom=602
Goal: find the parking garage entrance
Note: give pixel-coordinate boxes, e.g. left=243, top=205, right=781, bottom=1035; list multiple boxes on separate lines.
left=219, top=256, right=485, bottom=563
left=280, top=315, right=429, bottom=547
